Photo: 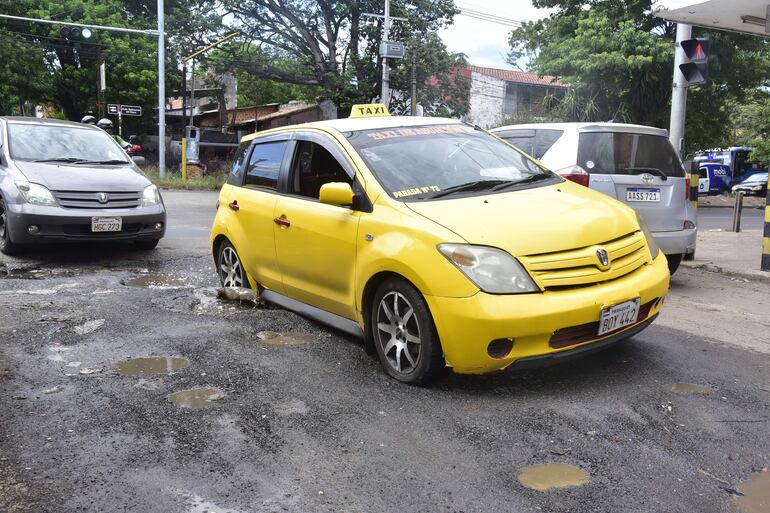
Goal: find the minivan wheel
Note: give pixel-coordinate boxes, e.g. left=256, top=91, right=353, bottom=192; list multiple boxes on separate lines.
left=0, top=198, right=21, bottom=256
left=666, top=254, right=683, bottom=275
left=371, top=278, right=444, bottom=385
left=217, top=240, right=250, bottom=289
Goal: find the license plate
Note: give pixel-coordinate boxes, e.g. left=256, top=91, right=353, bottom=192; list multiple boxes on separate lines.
left=91, top=217, right=122, bottom=232
left=626, top=188, right=660, bottom=202
left=598, top=298, right=640, bottom=336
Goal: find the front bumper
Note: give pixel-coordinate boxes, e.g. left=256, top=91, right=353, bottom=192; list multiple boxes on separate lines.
left=6, top=203, right=166, bottom=244
left=652, top=227, right=696, bottom=256
left=424, top=253, right=670, bottom=374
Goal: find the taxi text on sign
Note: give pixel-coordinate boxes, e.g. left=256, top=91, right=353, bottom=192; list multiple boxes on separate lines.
left=349, top=104, right=390, bottom=118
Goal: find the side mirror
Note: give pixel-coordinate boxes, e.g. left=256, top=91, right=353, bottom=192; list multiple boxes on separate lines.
left=319, top=182, right=354, bottom=207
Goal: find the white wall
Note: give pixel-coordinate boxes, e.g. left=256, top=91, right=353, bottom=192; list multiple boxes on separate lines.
left=464, top=72, right=506, bottom=129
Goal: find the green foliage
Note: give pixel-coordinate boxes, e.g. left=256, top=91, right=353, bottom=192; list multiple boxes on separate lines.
left=510, top=0, right=770, bottom=154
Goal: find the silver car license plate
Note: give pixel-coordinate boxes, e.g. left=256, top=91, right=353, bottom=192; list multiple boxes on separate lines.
left=598, top=298, right=640, bottom=336
left=91, top=217, right=122, bottom=232
left=626, top=188, right=660, bottom=202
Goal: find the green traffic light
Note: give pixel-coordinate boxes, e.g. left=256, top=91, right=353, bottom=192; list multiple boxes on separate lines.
left=81, top=28, right=92, bottom=39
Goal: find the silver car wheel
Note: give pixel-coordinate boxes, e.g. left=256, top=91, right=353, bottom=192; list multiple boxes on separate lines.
left=219, top=245, right=244, bottom=288
left=375, top=291, right=421, bottom=374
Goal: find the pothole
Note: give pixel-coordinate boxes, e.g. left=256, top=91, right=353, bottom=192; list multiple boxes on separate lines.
left=736, top=469, right=770, bottom=513
left=115, top=357, right=190, bottom=376
left=167, top=387, right=224, bottom=409
left=517, top=463, right=590, bottom=491
left=256, top=331, right=316, bottom=345
left=665, top=383, right=715, bottom=395
left=121, top=273, right=193, bottom=289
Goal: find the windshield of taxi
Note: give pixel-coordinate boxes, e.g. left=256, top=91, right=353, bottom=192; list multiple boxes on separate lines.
left=8, top=123, right=129, bottom=164
left=346, top=124, right=554, bottom=200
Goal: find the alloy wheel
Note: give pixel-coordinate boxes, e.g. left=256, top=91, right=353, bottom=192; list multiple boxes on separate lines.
left=219, top=245, right=244, bottom=288
left=375, top=291, right=422, bottom=374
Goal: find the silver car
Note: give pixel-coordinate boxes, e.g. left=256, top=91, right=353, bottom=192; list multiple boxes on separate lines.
left=492, top=122, right=696, bottom=274
left=0, top=117, right=166, bottom=255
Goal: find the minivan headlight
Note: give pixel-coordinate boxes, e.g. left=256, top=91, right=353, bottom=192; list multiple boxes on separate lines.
left=636, top=214, right=660, bottom=260
left=141, top=184, right=161, bottom=207
left=15, top=181, right=57, bottom=206
left=438, top=244, right=539, bottom=294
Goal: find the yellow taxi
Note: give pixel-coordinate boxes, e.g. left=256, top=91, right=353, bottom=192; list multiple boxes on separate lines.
left=210, top=105, right=670, bottom=384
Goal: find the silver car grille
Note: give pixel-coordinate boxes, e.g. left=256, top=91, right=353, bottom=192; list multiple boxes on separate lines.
left=52, top=191, right=142, bottom=209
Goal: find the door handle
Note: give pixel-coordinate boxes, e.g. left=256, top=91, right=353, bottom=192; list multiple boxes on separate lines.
left=228, top=200, right=239, bottom=211
left=273, top=216, right=291, bottom=227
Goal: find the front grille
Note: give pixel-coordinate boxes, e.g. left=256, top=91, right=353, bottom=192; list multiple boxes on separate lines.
left=519, top=231, right=649, bottom=290
left=549, top=298, right=659, bottom=349
left=62, top=223, right=143, bottom=235
left=52, top=190, right=142, bottom=209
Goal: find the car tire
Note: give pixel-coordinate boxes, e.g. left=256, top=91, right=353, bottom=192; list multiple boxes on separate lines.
left=666, top=253, right=683, bottom=275
left=134, top=239, right=160, bottom=250
left=370, top=277, right=444, bottom=385
left=0, top=198, right=21, bottom=256
left=217, top=239, right=250, bottom=289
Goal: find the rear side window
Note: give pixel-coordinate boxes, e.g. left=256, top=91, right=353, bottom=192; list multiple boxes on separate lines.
left=497, top=129, right=563, bottom=159
left=244, top=141, right=287, bottom=190
left=577, top=132, right=685, bottom=177
left=227, top=141, right=251, bottom=185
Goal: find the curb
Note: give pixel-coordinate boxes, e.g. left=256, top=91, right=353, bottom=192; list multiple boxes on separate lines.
left=681, top=260, right=770, bottom=284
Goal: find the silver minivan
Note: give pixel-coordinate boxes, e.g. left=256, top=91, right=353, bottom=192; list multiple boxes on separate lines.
left=492, top=122, right=696, bottom=274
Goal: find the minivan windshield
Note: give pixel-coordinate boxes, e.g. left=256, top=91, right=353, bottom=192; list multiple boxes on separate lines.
left=577, top=132, right=685, bottom=178
left=8, top=123, right=129, bottom=164
left=346, top=124, right=555, bottom=200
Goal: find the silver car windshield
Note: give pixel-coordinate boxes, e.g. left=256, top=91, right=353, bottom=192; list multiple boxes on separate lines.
left=8, top=123, right=129, bottom=163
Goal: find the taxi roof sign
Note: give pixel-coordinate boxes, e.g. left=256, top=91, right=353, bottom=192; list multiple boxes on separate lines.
left=350, top=103, right=390, bottom=118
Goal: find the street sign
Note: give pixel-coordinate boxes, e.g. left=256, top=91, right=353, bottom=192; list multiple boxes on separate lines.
left=379, top=41, right=405, bottom=59
left=107, top=104, right=142, bottom=116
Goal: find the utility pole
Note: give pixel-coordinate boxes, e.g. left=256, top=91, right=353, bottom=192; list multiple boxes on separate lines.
left=381, top=0, right=391, bottom=105
left=669, top=23, right=691, bottom=156
left=410, top=45, right=417, bottom=115
left=157, top=0, right=166, bottom=178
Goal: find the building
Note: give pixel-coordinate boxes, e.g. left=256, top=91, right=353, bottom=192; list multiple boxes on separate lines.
left=458, top=65, right=567, bottom=129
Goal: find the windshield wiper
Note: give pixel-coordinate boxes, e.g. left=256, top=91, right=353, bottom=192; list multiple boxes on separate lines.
left=73, top=159, right=130, bottom=165
left=621, top=167, right=668, bottom=181
left=491, top=173, right=553, bottom=191
left=32, top=157, right=88, bottom=163
left=420, top=179, right=511, bottom=200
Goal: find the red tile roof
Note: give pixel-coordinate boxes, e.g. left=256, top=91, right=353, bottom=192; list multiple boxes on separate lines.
left=467, top=65, right=565, bottom=87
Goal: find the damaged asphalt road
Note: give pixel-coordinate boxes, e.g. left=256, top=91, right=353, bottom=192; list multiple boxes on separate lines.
left=1, top=191, right=769, bottom=513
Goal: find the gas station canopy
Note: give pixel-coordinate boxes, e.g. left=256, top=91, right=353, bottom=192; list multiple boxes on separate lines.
left=653, top=0, right=770, bottom=37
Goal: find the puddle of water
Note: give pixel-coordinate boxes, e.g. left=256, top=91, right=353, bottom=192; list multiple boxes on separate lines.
left=122, top=273, right=192, bottom=289
left=517, top=463, right=590, bottom=491
left=167, top=387, right=224, bottom=409
left=736, top=470, right=770, bottom=513
left=256, top=331, right=316, bottom=346
left=115, top=357, right=190, bottom=376
left=665, top=383, right=715, bottom=395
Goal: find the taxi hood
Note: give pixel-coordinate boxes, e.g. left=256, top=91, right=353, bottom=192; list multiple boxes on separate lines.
left=404, top=183, right=639, bottom=256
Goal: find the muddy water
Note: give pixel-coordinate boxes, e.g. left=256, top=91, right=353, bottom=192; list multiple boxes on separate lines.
left=736, top=470, right=770, bottom=513
left=256, top=331, right=316, bottom=346
left=517, top=463, right=590, bottom=491
left=115, top=357, right=190, bottom=376
left=121, top=273, right=192, bottom=289
left=665, top=383, right=715, bottom=395
left=167, top=387, right=224, bottom=409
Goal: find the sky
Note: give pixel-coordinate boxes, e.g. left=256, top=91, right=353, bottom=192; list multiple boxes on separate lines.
left=438, top=0, right=554, bottom=70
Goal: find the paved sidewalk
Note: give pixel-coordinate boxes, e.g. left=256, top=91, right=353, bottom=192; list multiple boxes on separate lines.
left=681, top=225, right=770, bottom=282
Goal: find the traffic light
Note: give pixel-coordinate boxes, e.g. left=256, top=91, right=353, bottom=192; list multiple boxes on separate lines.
left=679, top=37, right=710, bottom=86
left=60, top=26, right=92, bottom=40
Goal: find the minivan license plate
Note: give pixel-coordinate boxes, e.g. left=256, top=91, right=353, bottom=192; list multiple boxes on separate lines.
left=626, top=188, right=660, bottom=202
left=598, top=298, right=640, bottom=336
left=91, top=217, right=122, bottom=232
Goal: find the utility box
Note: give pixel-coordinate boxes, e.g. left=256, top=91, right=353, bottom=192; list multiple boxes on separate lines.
left=185, top=126, right=200, bottom=165
left=379, top=41, right=405, bottom=59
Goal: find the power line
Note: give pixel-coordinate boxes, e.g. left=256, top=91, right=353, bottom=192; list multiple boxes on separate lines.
left=456, top=9, right=522, bottom=27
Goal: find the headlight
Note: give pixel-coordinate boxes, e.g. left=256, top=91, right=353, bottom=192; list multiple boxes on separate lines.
left=636, top=214, right=660, bottom=260
left=15, top=181, right=57, bottom=206
left=437, top=244, right=539, bottom=294
left=141, top=184, right=161, bottom=207
left=752, top=185, right=763, bottom=191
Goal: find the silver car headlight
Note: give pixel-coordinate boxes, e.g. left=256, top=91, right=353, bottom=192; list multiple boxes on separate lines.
left=636, top=214, right=660, bottom=260
left=15, top=181, right=57, bottom=206
left=438, top=243, right=539, bottom=294
left=141, top=184, right=161, bottom=207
